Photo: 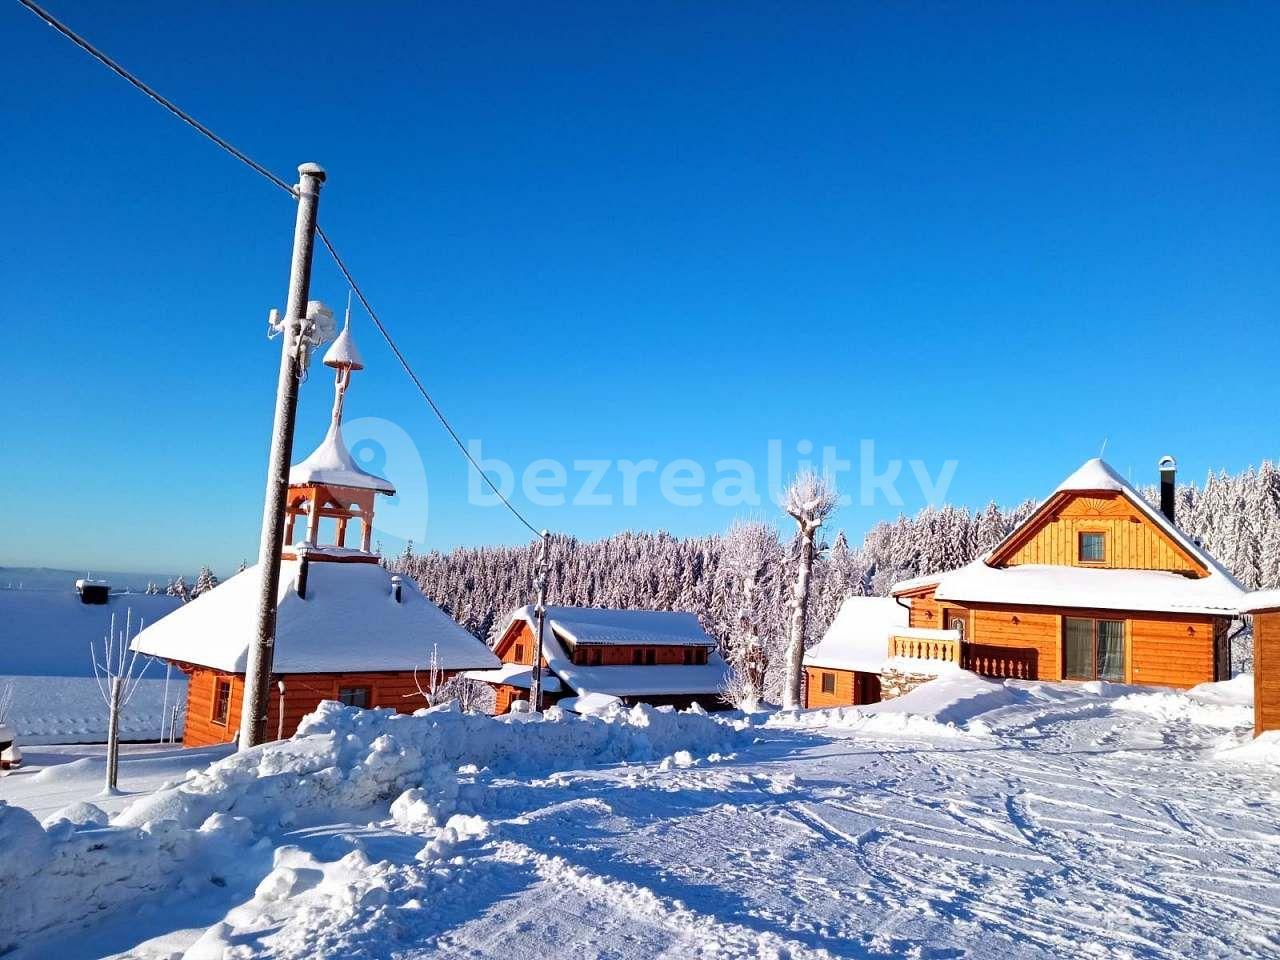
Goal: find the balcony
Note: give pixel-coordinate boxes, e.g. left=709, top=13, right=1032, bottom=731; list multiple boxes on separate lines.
left=887, top=627, right=962, bottom=664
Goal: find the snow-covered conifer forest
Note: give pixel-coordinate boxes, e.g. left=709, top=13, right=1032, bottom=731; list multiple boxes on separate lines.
left=393, top=464, right=1280, bottom=685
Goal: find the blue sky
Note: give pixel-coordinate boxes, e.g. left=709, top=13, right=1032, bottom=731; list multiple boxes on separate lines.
left=2, top=1, right=1277, bottom=575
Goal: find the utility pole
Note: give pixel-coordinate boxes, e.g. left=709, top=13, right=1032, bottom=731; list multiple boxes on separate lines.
left=529, top=530, right=550, bottom=712
left=239, top=163, right=326, bottom=750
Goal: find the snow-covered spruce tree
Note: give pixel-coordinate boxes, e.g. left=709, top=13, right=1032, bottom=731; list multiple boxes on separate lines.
left=166, top=576, right=190, bottom=602
left=193, top=565, right=218, bottom=597
left=780, top=471, right=838, bottom=710
left=717, top=520, right=783, bottom=711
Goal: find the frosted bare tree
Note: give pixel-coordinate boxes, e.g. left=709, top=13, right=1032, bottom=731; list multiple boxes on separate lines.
left=718, top=520, right=783, bottom=710
left=90, top=610, right=151, bottom=794
left=780, top=471, right=839, bottom=710
left=407, top=643, right=491, bottom=712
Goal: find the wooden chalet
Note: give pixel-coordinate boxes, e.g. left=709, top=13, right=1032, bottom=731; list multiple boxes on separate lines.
left=882, top=457, right=1244, bottom=692
left=468, top=606, right=730, bottom=714
left=131, top=319, right=499, bottom=747
left=803, top=597, right=908, bottom=708
left=1243, top=591, right=1280, bottom=737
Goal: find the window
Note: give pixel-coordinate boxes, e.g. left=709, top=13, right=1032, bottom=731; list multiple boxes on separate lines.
left=211, top=679, right=231, bottom=726
left=588, top=647, right=602, bottom=665
left=632, top=649, right=644, bottom=665
left=683, top=648, right=695, bottom=665
left=1078, top=531, right=1106, bottom=563
left=820, top=672, right=836, bottom=694
left=698, top=648, right=708, bottom=665
left=338, top=686, right=370, bottom=708
left=645, top=649, right=656, bottom=665
left=514, top=643, right=525, bottom=663
left=1064, top=618, right=1125, bottom=682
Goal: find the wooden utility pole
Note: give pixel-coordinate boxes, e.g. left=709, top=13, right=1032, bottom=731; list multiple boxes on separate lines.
left=529, top=530, right=551, bottom=712
left=240, top=163, right=326, bottom=750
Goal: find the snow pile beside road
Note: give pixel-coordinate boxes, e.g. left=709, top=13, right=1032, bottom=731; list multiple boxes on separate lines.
left=0, top=700, right=737, bottom=951
left=1220, top=730, right=1280, bottom=765
left=118, top=699, right=736, bottom=831
left=775, top=670, right=1013, bottom=738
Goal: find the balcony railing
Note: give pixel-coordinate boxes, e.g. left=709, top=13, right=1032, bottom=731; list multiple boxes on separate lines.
left=888, top=627, right=962, bottom=664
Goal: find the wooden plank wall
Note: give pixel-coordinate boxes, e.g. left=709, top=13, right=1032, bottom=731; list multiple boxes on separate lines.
left=1128, top=614, right=1218, bottom=689
left=182, top=668, right=454, bottom=747
left=1003, top=492, right=1199, bottom=574
left=1254, top=611, right=1280, bottom=736
left=804, top=666, right=854, bottom=708
left=898, top=595, right=1220, bottom=687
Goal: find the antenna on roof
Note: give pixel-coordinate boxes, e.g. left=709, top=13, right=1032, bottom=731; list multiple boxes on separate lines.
left=1099, top=437, right=1108, bottom=458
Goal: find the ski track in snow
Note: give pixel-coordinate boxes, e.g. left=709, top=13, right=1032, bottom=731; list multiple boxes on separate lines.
left=14, top=682, right=1280, bottom=959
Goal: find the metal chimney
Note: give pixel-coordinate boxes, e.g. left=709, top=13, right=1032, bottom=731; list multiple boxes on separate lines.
left=391, top=574, right=403, bottom=604
left=296, top=547, right=311, bottom=599
left=1158, top=456, right=1177, bottom=524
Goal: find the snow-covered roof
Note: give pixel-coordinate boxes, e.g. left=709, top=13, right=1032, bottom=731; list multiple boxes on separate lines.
left=511, top=605, right=716, bottom=647
left=461, top=662, right=562, bottom=693
left=289, top=421, right=395, bottom=494
left=1243, top=590, right=1280, bottom=614
left=803, top=597, right=908, bottom=673
left=927, top=561, right=1243, bottom=616
left=130, top=561, right=498, bottom=674
left=889, top=458, right=1245, bottom=615
left=323, top=321, right=364, bottom=370
left=0, top=589, right=182, bottom=677
left=488, top=605, right=728, bottom=697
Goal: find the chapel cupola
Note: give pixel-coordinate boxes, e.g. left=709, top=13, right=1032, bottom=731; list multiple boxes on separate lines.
left=284, top=309, right=394, bottom=560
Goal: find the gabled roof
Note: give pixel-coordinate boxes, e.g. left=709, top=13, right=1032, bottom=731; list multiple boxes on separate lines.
left=803, top=596, right=908, bottom=673
left=517, top=605, right=718, bottom=648
left=989, top=458, right=1239, bottom=583
left=130, top=561, right=499, bottom=674
left=891, top=458, right=1246, bottom=616
left=289, top=421, right=395, bottom=494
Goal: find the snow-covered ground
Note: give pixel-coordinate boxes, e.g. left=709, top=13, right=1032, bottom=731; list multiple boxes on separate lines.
left=3, top=674, right=1278, bottom=959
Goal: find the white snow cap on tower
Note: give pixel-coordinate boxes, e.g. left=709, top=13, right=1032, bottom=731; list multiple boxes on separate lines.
left=323, top=318, right=364, bottom=370
left=289, top=421, right=395, bottom=493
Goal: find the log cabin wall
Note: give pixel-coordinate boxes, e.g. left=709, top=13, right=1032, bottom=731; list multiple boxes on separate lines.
left=897, top=596, right=1222, bottom=687
left=182, top=667, right=453, bottom=747
left=1254, top=610, right=1280, bottom=737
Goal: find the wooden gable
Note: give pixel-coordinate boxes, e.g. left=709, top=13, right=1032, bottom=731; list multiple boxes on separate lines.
left=989, top=489, right=1206, bottom=577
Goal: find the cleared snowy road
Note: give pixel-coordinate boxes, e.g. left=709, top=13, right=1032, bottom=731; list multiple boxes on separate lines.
left=11, top=677, right=1280, bottom=959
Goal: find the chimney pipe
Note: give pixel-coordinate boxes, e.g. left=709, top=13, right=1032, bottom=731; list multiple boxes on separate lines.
left=1158, top=455, right=1177, bottom=524
left=391, top=574, right=403, bottom=604
left=296, top=548, right=310, bottom=599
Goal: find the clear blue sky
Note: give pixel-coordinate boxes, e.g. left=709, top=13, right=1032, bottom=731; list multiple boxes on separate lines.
left=2, top=1, right=1276, bottom=575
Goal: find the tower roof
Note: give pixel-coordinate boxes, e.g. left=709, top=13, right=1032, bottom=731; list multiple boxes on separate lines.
left=289, top=420, right=395, bottom=494
left=323, top=319, right=364, bottom=370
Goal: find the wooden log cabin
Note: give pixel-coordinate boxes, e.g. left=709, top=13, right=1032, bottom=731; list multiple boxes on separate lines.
left=131, top=318, right=499, bottom=747
left=1243, top=591, right=1280, bottom=738
left=467, top=606, right=731, bottom=714
left=885, top=457, right=1243, bottom=691
left=803, top=597, right=908, bottom=708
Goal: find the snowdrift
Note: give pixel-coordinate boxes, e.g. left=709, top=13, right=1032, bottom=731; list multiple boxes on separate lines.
left=0, top=699, right=738, bottom=952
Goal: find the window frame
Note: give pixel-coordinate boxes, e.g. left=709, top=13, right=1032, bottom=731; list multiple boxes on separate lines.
left=514, top=642, right=525, bottom=663
left=820, top=671, right=836, bottom=695
left=1077, top=530, right=1107, bottom=564
left=211, top=678, right=232, bottom=726
left=1064, top=616, right=1126, bottom=682
left=337, top=686, right=370, bottom=708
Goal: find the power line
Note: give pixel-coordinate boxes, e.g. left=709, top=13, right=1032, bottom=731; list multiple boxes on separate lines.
left=16, top=0, right=542, bottom=539
left=15, top=0, right=295, bottom=197
left=317, top=225, right=541, bottom=536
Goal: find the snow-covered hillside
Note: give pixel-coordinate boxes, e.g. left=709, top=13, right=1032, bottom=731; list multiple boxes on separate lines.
left=2, top=675, right=1277, bottom=959
left=0, top=588, right=186, bottom=742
